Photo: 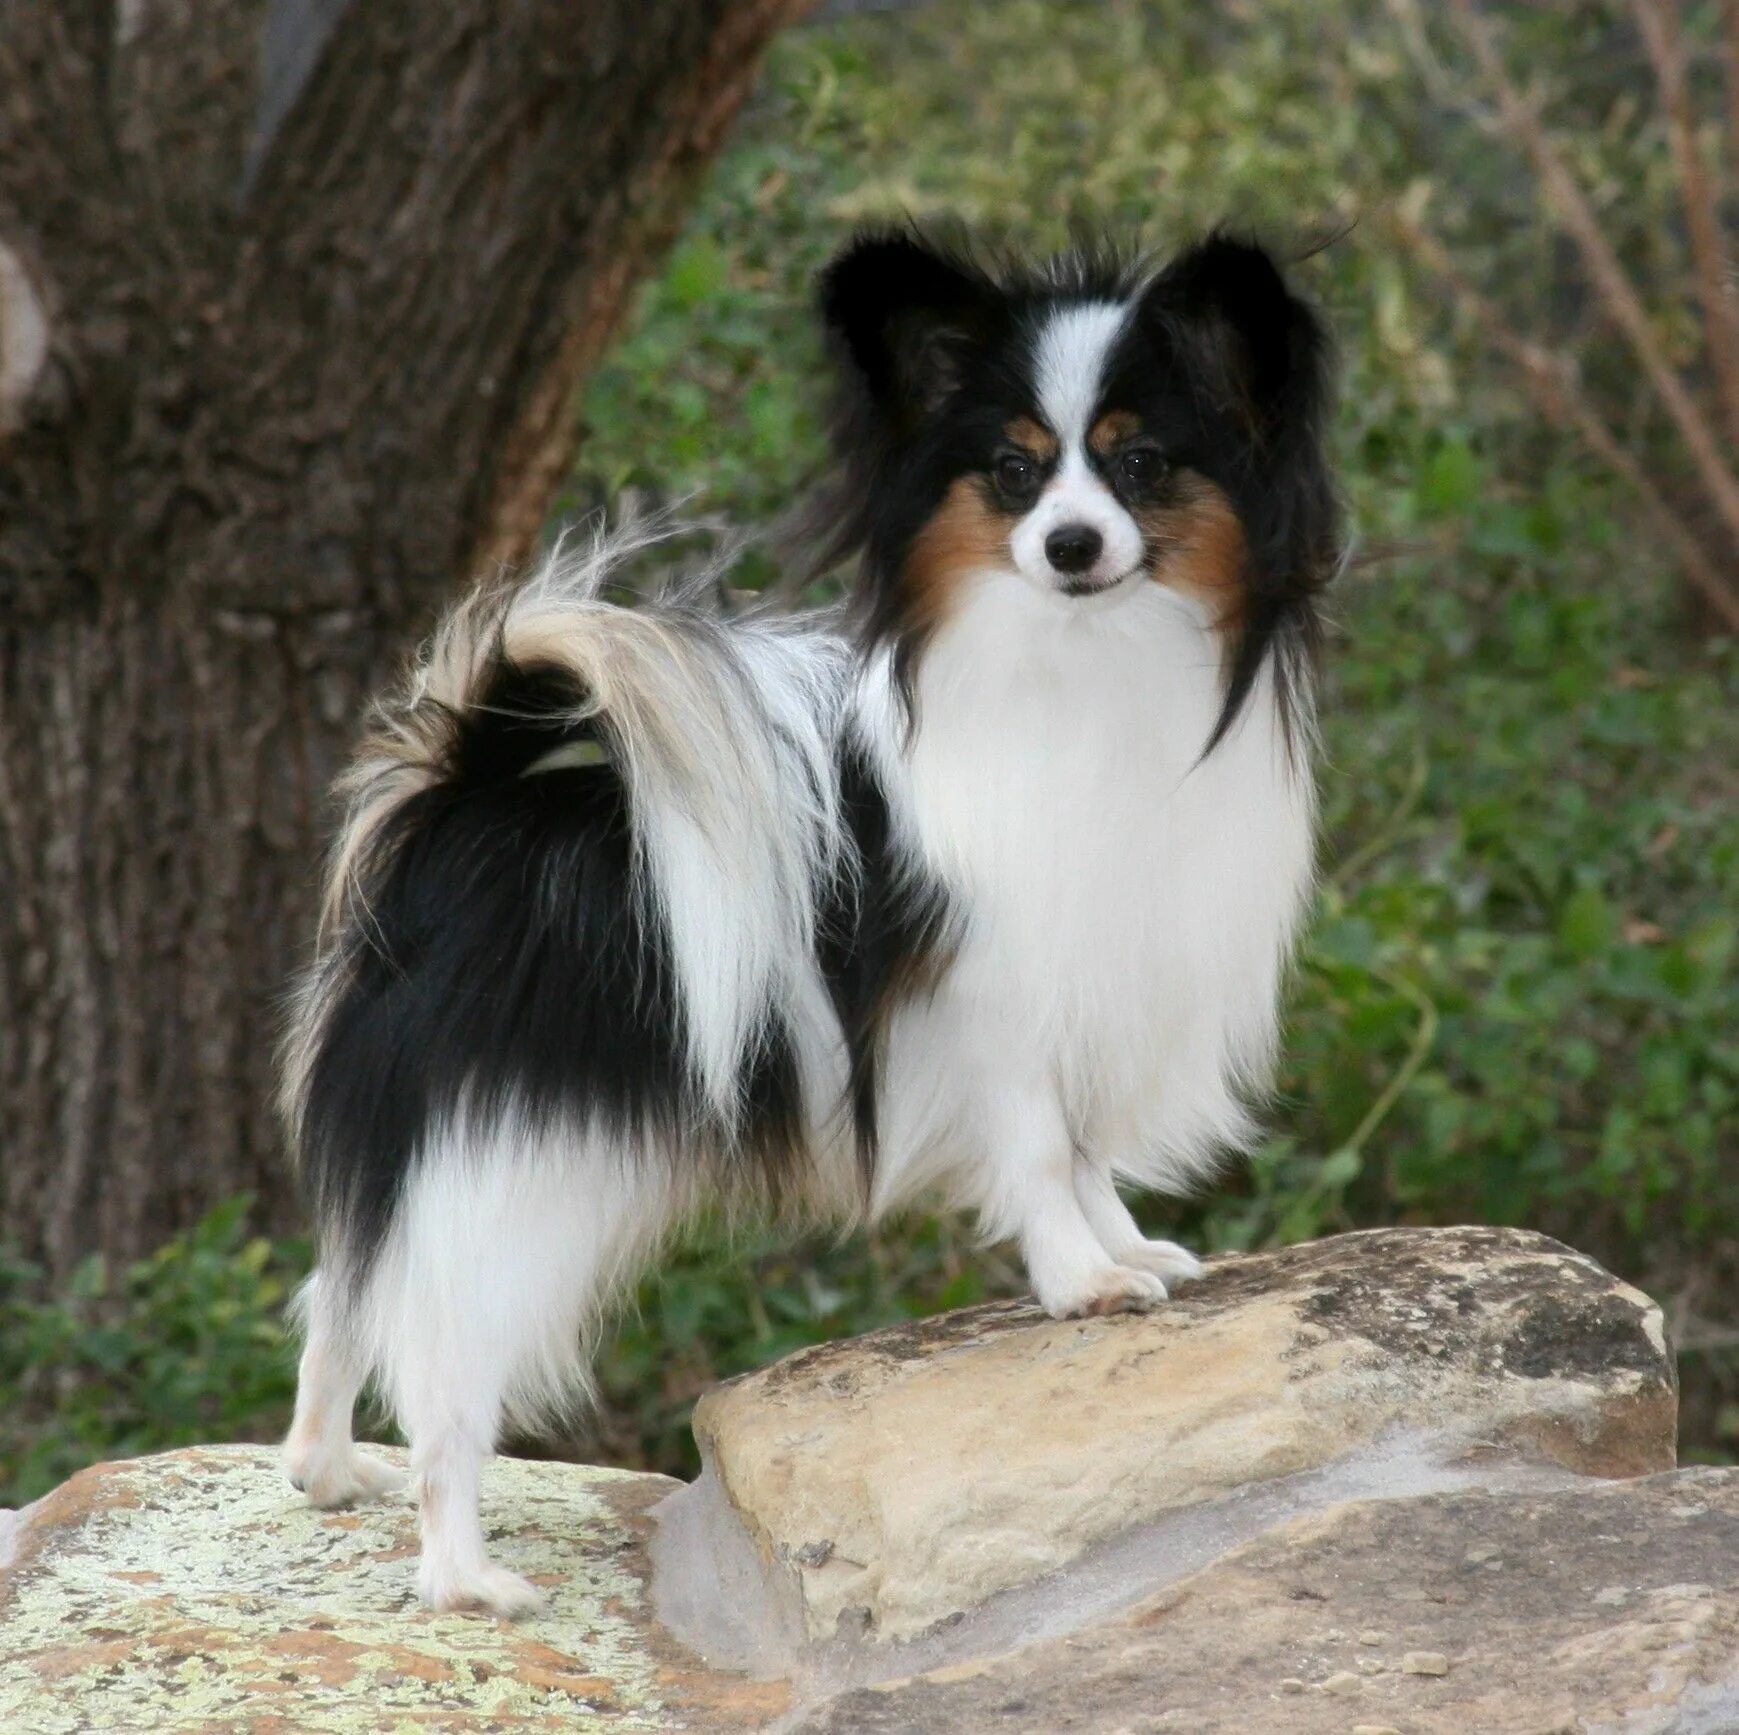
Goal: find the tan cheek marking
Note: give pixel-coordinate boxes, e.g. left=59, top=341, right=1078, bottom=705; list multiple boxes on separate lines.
left=1003, top=416, right=1059, bottom=460
left=1142, top=476, right=1250, bottom=633
left=903, top=477, right=1012, bottom=636
left=1088, top=410, right=1141, bottom=455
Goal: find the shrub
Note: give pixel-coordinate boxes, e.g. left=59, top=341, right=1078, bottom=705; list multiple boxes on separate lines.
left=0, top=1200, right=305, bottom=1506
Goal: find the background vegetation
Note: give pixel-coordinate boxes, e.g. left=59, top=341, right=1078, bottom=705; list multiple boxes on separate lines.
left=5, top=0, right=1735, bottom=1503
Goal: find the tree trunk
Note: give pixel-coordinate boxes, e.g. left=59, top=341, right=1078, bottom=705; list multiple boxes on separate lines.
left=0, top=0, right=809, bottom=1273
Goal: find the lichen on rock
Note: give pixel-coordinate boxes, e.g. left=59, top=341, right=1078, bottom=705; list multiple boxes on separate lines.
left=0, top=1446, right=776, bottom=1733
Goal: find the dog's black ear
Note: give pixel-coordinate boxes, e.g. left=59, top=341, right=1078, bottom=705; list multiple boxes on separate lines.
left=818, top=228, right=997, bottom=428
left=1143, top=232, right=1329, bottom=445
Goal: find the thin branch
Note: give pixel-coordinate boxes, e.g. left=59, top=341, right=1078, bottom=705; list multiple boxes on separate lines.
left=1446, top=0, right=1739, bottom=560
left=1630, top=0, right=1739, bottom=450
left=1333, top=967, right=1441, bottom=1172
left=1381, top=0, right=1464, bottom=108
left=1677, top=1326, right=1739, bottom=1354
left=1331, top=737, right=1430, bottom=888
left=1390, top=211, right=1739, bottom=633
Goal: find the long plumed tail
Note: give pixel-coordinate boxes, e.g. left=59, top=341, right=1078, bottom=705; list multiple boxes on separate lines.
left=281, top=516, right=852, bottom=1260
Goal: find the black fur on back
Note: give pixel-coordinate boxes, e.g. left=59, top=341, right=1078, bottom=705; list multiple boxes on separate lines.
left=816, top=736, right=957, bottom=1183
left=295, top=654, right=806, bottom=1283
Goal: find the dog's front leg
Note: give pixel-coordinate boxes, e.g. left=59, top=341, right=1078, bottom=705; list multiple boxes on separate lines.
left=976, top=1086, right=1170, bottom=1319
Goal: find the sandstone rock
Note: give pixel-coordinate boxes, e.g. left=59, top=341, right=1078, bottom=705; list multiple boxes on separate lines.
left=788, top=1468, right=1739, bottom=1734
left=0, top=1445, right=784, bottom=1733
left=675, top=1226, right=1674, bottom=1646
left=0, top=1229, right=1702, bottom=1733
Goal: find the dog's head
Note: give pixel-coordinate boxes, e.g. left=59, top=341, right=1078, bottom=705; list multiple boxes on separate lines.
left=817, top=227, right=1342, bottom=743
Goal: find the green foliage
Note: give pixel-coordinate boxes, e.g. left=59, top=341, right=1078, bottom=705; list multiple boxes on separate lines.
left=1245, top=496, right=1739, bottom=1258
left=0, top=1201, right=307, bottom=1505
left=7, top=0, right=1736, bottom=1499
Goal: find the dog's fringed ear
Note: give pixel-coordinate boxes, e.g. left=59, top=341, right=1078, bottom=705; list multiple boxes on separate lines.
left=1143, top=233, right=1330, bottom=453
left=1144, top=233, right=1342, bottom=753
left=818, top=229, right=997, bottom=430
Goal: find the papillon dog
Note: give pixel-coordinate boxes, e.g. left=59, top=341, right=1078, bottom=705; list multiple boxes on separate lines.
left=280, top=228, right=1342, bottom=1615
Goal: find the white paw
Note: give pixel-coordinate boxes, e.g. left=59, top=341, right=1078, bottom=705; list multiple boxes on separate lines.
left=286, top=1447, right=404, bottom=1510
left=1117, top=1238, right=1206, bottom=1287
left=418, top=1559, right=544, bottom=1619
left=1038, top=1264, right=1169, bottom=1319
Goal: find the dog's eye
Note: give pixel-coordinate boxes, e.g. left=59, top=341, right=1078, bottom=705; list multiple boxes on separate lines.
left=994, top=452, right=1041, bottom=498
left=1117, top=445, right=1168, bottom=488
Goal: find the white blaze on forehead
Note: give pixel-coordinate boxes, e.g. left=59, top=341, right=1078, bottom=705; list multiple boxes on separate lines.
left=1033, top=300, right=1130, bottom=447
left=1010, top=298, right=1145, bottom=593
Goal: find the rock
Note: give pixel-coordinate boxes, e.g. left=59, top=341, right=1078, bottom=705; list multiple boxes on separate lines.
left=789, top=1469, right=1739, bottom=1733
left=0, top=1445, right=785, bottom=1733
left=0, top=1228, right=1710, bottom=1734
left=674, top=1226, right=1674, bottom=1645
left=1402, top=1650, right=1450, bottom=1676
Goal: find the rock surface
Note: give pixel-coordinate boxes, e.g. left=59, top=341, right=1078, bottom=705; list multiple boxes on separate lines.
left=0, top=1445, right=785, bottom=1733
left=677, top=1226, right=1675, bottom=1645
left=791, top=1468, right=1739, bottom=1734
left=1, top=1225, right=1723, bottom=1735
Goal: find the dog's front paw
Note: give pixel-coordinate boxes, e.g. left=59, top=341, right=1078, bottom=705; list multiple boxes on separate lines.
left=1037, top=1263, right=1169, bottom=1319
left=285, top=1444, right=404, bottom=1510
left=1117, top=1237, right=1205, bottom=1288
left=418, top=1559, right=544, bottom=1619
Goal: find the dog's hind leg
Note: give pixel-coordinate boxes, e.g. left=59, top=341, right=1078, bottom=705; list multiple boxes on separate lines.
left=400, top=1367, right=537, bottom=1618
left=283, top=1271, right=404, bottom=1508
left=370, top=1118, right=675, bottom=1617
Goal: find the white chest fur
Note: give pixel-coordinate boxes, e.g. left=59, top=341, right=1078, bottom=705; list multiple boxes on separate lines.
left=858, top=570, right=1316, bottom=1203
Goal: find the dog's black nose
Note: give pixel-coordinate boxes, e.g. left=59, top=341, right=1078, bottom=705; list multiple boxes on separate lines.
left=1045, top=524, right=1103, bottom=574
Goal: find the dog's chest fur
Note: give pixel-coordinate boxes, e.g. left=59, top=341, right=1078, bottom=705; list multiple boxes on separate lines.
left=858, top=571, right=1315, bottom=1190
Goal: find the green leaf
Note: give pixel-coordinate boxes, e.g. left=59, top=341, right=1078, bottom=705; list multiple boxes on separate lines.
left=1417, top=440, right=1483, bottom=515
left=1557, top=886, right=1618, bottom=962
left=665, top=237, right=728, bottom=312
left=1310, top=916, right=1379, bottom=970
left=1317, top=1148, right=1364, bottom=1189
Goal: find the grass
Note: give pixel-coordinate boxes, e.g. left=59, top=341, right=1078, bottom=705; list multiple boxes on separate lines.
left=4, top=0, right=1735, bottom=1506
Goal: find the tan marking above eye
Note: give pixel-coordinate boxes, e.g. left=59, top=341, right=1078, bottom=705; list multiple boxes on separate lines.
left=1003, top=416, right=1059, bottom=460
left=1089, top=410, right=1142, bottom=455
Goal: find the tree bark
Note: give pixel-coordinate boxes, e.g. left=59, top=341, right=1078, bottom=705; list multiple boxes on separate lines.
left=0, top=0, right=809, bottom=1272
